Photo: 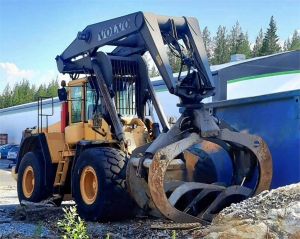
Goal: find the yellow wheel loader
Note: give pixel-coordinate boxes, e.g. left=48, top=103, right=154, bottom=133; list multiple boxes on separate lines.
left=14, top=12, right=272, bottom=223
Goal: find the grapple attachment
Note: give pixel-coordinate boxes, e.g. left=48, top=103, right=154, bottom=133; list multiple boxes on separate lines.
left=127, top=109, right=272, bottom=223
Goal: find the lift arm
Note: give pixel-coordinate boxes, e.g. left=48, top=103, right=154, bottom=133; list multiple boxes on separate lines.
left=56, top=12, right=214, bottom=104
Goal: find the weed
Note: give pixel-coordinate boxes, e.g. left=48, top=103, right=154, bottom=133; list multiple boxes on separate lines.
left=57, top=206, right=89, bottom=239
left=33, top=221, right=43, bottom=238
left=172, top=230, right=177, bottom=239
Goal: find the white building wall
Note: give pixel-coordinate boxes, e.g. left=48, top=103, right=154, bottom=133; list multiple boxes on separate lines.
left=0, top=100, right=61, bottom=144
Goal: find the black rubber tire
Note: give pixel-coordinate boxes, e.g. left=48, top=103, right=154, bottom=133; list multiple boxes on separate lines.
left=188, top=147, right=218, bottom=184
left=72, top=147, right=135, bottom=222
left=17, top=152, right=49, bottom=203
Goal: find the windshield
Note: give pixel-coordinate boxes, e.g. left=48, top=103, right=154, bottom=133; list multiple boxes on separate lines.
left=86, top=82, right=101, bottom=120
left=70, top=86, right=83, bottom=123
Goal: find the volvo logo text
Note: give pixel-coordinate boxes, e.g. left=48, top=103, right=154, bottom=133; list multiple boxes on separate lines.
left=98, top=19, right=130, bottom=41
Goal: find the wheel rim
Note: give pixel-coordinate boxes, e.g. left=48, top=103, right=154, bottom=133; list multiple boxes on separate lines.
left=80, top=166, right=98, bottom=205
left=22, top=166, right=35, bottom=198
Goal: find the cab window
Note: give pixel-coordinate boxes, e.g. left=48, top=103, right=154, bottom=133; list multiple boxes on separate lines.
left=85, top=83, right=101, bottom=120
left=70, top=86, right=82, bottom=123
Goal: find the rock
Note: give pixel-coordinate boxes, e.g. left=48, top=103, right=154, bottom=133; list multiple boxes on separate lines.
left=197, top=183, right=300, bottom=239
left=202, top=219, right=277, bottom=239
left=281, top=202, right=300, bottom=234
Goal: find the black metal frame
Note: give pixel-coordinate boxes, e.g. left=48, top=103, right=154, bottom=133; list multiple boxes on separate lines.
left=37, top=97, right=54, bottom=133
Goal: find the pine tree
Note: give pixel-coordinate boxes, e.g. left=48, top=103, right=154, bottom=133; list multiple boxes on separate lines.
left=2, top=84, right=12, bottom=108
left=34, top=84, right=47, bottom=101
left=252, top=28, right=264, bottom=57
left=202, top=26, right=213, bottom=61
left=0, top=77, right=62, bottom=109
left=212, top=26, right=230, bottom=64
left=46, top=78, right=60, bottom=97
left=0, top=95, right=3, bottom=109
left=149, top=65, right=159, bottom=77
left=284, top=38, right=291, bottom=51
left=260, top=16, right=281, bottom=56
left=236, top=32, right=251, bottom=58
left=167, top=49, right=182, bottom=73
left=289, top=30, right=300, bottom=50
left=229, top=21, right=242, bottom=55
left=11, top=82, right=20, bottom=105
left=227, top=22, right=251, bottom=58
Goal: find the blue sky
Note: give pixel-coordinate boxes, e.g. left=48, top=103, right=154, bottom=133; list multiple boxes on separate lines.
left=0, top=0, right=299, bottom=91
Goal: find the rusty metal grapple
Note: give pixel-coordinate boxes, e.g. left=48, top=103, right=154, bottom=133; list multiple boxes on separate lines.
left=127, top=119, right=272, bottom=223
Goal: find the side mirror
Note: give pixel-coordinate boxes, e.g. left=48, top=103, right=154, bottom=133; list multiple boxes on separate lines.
left=58, top=88, right=67, bottom=101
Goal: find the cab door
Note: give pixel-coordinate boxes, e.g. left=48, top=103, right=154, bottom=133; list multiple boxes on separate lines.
left=65, top=81, right=85, bottom=145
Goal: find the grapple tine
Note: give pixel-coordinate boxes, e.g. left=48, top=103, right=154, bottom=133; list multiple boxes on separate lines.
left=183, top=188, right=224, bottom=214
left=168, top=182, right=225, bottom=207
left=216, top=129, right=273, bottom=195
left=148, top=133, right=208, bottom=223
left=201, top=185, right=252, bottom=221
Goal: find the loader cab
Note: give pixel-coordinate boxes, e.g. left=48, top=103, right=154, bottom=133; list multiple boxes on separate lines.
left=67, top=78, right=100, bottom=124
left=63, top=56, right=154, bottom=151
left=64, top=78, right=113, bottom=145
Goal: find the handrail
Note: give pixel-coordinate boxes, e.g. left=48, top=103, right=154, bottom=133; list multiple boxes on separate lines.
left=37, top=97, right=54, bottom=133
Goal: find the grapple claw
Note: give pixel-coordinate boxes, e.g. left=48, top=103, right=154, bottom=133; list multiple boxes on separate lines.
left=144, top=129, right=272, bottom=223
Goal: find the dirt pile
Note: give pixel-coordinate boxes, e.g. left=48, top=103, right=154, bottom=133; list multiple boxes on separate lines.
left=196, top=183, right=300, bottom=239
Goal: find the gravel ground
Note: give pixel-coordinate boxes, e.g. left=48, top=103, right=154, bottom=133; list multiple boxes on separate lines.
left=0, top=159, right=195, bottom=238
left=218, top=183, right=300, bottom=220
left=1, top=159, right=299, bottom=239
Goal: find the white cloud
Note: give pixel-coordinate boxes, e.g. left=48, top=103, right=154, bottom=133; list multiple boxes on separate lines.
left=0, top=62, right=69, bottom=92
left=0, top=62, right=34, bottom=82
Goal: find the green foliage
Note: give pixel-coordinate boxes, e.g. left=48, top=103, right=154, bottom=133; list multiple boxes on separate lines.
left=229, top=21, right=242, bottom=55
left=172, top=230, right=177, bottom=239
left=212, top=26, right=230, bottom=64
left=252, top=28, right=264, bottom=57
left=149, top=65, right=159, bottom=77
left=228, top=22, right=251, bottom=58
left=167, top=49, right=182, bottom=73
left=34, top=221, right=43, bottom=238
left=284, top=38, right=291, bottom=51
left=287, top=30, right=300, bottom=51
left=202, top=26, right=213, bottom=61
left=57, top=206, right=89, bottom=239
left=166, top=48, right=189, bottom=73
left=0, top=78, right=59, bottom=109
left=260, top=16, right=281, bottom=56
left=236, top=32, right=251, bottom=58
